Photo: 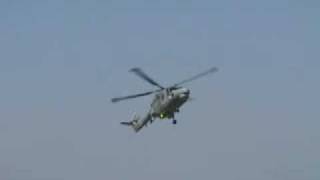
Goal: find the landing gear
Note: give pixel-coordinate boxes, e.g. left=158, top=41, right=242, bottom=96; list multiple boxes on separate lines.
left=172, top=119, right=177, bottom=125
left=171, top=114, right=177, bottom=125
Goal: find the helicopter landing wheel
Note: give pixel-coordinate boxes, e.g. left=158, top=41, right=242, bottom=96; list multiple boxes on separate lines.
left=172, top=119, right=177, bottom=125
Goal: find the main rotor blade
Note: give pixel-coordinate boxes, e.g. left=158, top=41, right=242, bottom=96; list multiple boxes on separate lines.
left=173, top=67, right=218, bottom=87
left=130, top=68, right=164, bottom=89
left=111, top=90, right=155, bottom=103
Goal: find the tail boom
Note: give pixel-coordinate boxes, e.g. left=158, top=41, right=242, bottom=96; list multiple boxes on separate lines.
left=120, top=113, right=151, bottom=133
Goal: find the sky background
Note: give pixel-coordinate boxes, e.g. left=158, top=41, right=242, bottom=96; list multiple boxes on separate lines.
left=0, top=0, right=320, bottom=180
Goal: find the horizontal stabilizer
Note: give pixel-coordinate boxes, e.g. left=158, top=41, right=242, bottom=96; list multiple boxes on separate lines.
left=120, top=121, right=133, bottom=126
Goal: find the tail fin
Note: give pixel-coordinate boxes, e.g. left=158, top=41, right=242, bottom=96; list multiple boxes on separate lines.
left=120, top=114, right=140, bottom=132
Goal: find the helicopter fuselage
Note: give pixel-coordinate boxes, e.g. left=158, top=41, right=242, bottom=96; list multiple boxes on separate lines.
left=150, top=87, right=190, bottom=119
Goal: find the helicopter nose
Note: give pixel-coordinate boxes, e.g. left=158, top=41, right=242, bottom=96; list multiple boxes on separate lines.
left=172, top=87, right=190, bottom=98
left=179, top=88, right=190, bottom=97
left=183, top=88, right=190, bottom=95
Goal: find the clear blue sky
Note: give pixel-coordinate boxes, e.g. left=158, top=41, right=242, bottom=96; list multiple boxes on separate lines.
left=0, top=1, right=319, bottom=179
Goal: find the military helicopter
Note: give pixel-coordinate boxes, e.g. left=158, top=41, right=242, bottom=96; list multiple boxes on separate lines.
left=111, top=67, right=218, bottom=132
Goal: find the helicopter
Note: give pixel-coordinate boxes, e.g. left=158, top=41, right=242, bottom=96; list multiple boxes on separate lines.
left=111, top=67, right=218, bottom=132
